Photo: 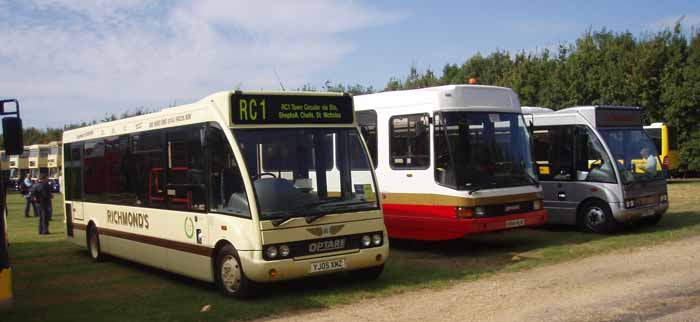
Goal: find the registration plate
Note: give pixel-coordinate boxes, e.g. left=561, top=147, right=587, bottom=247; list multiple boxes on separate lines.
left=505, top=218, right=526, bottom=228
left=642, top=208, right=656, bottom=217
left=309, top=259, right=346, bottom=273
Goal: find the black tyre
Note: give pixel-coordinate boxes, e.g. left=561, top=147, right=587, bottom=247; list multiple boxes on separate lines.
left=87, top=226, right=104, bottom=262
left=639, top=213, right=663, bottom=227
left=579, top=200, right=617, bottom=234
left=350, top=264, right=384, bottom=281
left=214, top=244, right=254, bottom=298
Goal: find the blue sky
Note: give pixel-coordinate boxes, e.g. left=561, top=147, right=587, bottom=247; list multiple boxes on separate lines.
left=1, top=0, right=699, bottom=128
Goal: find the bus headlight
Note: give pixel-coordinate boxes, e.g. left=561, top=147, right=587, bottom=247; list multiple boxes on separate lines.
left=624, top=199, right=636, bottom=208
left=659, top=194, right=668, bottom=203
left=533, top=200, right=542, bottom=210
left=279, top=245, right=290, bottom=257
left=265, top=246, right=278, bottom=259
left=372, top=233, right=382, bottom=246
left=361, top=235, right=372, bottom=247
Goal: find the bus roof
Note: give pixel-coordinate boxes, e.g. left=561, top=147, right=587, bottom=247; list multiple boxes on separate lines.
left=354, top=85, right=521, bottom=114
left=521, top=106, right=554, bottom=114
left=28, top=144, right=50, bottom=150
left=644, top=122, right=665, bottom=129
left=526, top=105, right=643, bottom=128
left=63, top=90, right=353, bottom=143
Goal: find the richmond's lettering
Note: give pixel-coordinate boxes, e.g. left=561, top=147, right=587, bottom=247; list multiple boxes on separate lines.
left=106, top=210, right=150, bottom=229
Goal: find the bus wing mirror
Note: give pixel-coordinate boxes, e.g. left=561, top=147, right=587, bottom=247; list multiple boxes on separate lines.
left=2, top=117, right=24, bottom=155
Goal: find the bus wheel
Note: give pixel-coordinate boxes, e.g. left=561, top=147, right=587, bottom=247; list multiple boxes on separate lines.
left=350, top=264, right=384, bottom=281
left=580, top=201, right=616, bottom=234
left=215, top=245, right=254, bottom=298
left=87, top=226, right=104, bottom=262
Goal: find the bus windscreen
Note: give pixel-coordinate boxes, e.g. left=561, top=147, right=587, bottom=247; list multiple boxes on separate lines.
left=231, top=93, right=354, bottom=125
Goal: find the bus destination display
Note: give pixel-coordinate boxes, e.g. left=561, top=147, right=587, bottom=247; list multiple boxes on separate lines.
left=231, top=94, right=354, bottom=125
left=596, top=107, right=642, bottom=127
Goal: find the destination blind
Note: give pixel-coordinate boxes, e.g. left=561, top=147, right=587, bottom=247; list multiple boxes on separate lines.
left=596, top=107, right=642, bottom=127
left=231, top=93, right=354, bottom=125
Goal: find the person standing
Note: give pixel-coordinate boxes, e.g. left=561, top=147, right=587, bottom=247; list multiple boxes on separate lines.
left=20, top=173, right=37, bottom=217
left=30, top=174, right=52, bottom=235
left=640, top=147, right=658, bottom=175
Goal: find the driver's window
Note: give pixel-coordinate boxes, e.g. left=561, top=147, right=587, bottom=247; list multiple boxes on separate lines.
left=574, top=127, right=616, bottom=184
left=207, top=125, right=250, bottom=218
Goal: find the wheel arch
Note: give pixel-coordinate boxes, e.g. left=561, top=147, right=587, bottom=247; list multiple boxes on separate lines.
left=211, top=239, right=235, bottom=272
left=576, top=197, right=610, bottom=224
left=85, top=220, right=98, bottom=244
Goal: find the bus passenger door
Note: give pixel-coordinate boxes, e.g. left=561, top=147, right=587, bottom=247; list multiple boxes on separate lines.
left=65, top=143, right=84, bottom=222
left=533, top=126, right=578, bottom=225
left=164, top=126, right=210, bottom=280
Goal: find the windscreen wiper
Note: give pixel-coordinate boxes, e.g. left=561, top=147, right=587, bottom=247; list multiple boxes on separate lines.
left=269, top=200, right=338, bottom=226
left=304, top=200, right=377, bottom=224
left=270, top=212, right=305, bottom=227
left=468, top=184, right=486, bottom=194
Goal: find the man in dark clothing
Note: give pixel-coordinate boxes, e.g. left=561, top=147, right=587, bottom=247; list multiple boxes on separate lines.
left=30, top=174, right=52, bottom=235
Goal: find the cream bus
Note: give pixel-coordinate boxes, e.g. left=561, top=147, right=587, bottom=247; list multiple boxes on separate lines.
left=354, top=85, right=547, bottom=240
left=28, top=144, right=50, bottom=181
left=47, top=141, right=62, bottom=192
left=63, top=90, right=388, bottom=297
left=8, top=148, right=29, bottom=190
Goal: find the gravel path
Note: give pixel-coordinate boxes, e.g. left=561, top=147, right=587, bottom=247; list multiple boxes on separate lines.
left=253, top=236, right=700, bottom=322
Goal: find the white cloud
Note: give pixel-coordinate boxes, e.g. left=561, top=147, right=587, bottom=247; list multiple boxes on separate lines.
left=646, top=15, right=700, bottom=31
left=0, top=0, right=405, bottom=128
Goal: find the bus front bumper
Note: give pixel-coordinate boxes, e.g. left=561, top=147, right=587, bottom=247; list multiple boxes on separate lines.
left=383, top=207, right=548, bottom=240
left=610, top=202, right=669, bottom=223
left=237, top=243, right=389, bottom=283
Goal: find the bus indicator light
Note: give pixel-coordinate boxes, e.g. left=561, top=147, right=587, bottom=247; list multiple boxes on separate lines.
left=455, top=206, right=473, bottom=219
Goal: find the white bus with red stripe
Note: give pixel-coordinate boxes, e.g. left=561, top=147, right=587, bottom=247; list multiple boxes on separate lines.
left=355, top=85, right=547, bottom=240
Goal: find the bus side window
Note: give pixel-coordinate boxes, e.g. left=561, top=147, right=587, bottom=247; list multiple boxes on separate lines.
left=389, top=113, right=430, bottom=169
left=167, top=126, right=207, bottom=211
left=132, top=131, right=166, bottom=208
left=207, top=125, right=250, bottom=218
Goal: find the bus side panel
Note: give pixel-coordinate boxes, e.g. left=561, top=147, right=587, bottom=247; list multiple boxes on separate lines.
left=99, top=235, right=171, bottom=272
left=166, top=250, right=213, bottom=282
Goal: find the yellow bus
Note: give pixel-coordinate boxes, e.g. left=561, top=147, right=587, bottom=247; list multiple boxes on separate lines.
left=47, top=141, right=62, bottom=192
left=644, top=123, right=680, bottom=177
left=63, top=90, right=388, bottom=297
left=8, top=148, right=29, bottom=191
left=28, top=144, right=50, bottom=181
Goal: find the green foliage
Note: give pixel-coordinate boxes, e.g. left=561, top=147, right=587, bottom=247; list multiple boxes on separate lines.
left=385, top=24, right=700, bottom=171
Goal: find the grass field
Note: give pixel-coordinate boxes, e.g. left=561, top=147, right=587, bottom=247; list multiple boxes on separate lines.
left=4, top=181, right=700, bottom=322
